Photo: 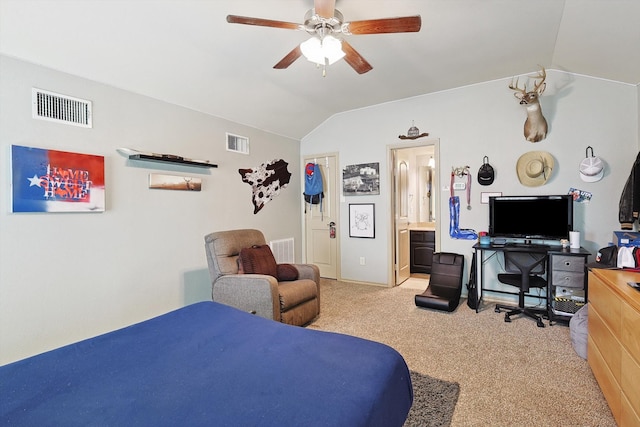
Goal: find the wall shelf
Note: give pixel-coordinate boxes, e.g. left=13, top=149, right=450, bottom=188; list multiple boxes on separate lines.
left=128, top=154, right=218, bottom=168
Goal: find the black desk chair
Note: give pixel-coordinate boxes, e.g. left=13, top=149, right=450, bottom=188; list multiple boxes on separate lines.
left=495, top=251, right=548, bottom=327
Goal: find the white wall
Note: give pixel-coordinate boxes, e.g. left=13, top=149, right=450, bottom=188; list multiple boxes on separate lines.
left=0, top=56, right=303, bottom=364
left=301, top=70, right=639, bottom=286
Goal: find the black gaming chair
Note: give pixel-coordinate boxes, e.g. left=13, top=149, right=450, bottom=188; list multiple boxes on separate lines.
left=415, top=252, right=465, bottom=312
left=494, top=251, right=548, bottom=327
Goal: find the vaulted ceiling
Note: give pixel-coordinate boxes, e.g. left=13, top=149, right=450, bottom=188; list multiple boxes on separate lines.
left=1, top=0, right=638, bottom=140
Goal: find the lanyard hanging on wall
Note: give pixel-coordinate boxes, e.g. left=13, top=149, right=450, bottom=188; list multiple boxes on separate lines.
left=466, top=171, right=472, bottom=210
left=450, top=166, right=472, bottom=209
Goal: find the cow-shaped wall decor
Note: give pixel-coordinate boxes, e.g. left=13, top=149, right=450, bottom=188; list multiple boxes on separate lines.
left=239, top=159, right=291, bottom=214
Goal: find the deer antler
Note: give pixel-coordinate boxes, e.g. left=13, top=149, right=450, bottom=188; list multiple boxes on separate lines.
left=508, top=77, right=527, bottom=95
left=509, top=66, right=546, bottom=95
left=531, top=67, right=546, bottom=94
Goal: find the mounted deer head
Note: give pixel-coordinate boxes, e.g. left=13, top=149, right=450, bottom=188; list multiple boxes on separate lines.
left=509, top=67, right=548, bottom=142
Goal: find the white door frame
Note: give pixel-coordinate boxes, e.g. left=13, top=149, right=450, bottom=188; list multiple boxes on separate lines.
left=387, top=139, right=440, bottom=286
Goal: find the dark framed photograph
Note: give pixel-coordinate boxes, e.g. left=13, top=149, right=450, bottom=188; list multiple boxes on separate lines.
left=343, top=163, right=380, bottom=195
left=349, top=203, right=375, bottom=238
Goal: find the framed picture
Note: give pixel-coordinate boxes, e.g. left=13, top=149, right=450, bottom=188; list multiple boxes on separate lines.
left=11, top=145, right=105, bottom=213
left=349, top=203, right=375, bottom=238
left=343, top=162, right=379, bottom=195
left=149, top=173, right=202, bottom=191
left=481, top=192, right=502, bottom=204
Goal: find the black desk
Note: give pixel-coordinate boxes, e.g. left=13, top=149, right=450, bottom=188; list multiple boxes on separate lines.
left=472, top=243, right=590, bottom=324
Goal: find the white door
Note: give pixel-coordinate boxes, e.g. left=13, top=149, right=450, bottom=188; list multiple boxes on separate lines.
left=304, top=154, right=339, bottom=279
left=395, top=157, right=410, bottom=285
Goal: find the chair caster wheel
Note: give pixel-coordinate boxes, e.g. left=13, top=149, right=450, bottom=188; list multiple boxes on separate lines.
left=495, top=307, right=501, bottom=313
left=504, top=314, right=511, bottom=323
left=537, top=320, right=545, bottom=328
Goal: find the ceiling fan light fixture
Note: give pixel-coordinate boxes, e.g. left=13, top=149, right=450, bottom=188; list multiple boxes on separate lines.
left=322, top=35, right=345, bottom=65
left=300, top=35, right=345, bottom=66
left=300, top=37, right=324, bottom=65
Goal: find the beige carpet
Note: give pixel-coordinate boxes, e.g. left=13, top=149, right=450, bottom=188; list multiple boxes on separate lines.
left=309, top=279, right=615, bottom=427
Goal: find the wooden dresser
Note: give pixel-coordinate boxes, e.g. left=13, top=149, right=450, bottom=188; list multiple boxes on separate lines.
left=588, top=268, right=640, bottom=426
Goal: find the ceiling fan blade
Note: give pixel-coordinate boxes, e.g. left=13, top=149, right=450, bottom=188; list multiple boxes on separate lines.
left=341, top=41, right=373, bottom=74
left=346, top=16, right=422, bottom=35
left=314, top=0, right=336, bottom=19
left=273, top=46, right=303, bottom=69
left=226, top=15, right=301, bottom=30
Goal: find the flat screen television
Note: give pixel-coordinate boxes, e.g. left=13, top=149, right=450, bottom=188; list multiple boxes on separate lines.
left=488, top=195, right=573, bottom=241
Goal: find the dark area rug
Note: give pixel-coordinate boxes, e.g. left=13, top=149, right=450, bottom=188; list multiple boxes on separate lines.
left=404, top=371, right=460, bottom=427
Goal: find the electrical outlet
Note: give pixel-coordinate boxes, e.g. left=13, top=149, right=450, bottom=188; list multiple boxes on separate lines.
left=359, top=257, right=366, bottom=265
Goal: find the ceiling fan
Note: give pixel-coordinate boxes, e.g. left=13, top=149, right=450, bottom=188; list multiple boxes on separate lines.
left=227, top=0, right=421, bottom=75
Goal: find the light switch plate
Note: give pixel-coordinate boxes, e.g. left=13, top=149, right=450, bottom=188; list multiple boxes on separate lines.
left=453, top=182, right=466, bottom=190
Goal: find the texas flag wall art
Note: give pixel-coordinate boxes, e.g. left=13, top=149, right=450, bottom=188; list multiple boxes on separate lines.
left=11, top=145, right=105, bottom=213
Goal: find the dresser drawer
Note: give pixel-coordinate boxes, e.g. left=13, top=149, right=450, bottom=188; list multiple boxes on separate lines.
left=551, top=255, right=585, bottom=272
left=621, top=301, right=640, bottom=369
left=621, top=390, right=640, bottom=427
left=589, top=272, right=622, bottom=336
left=552, top=271, right=584, bottom=288
left=589, top=304, right=622, bottom=384
left=588, top=336, right=621, bottom=423
left=621, top=347, right=640, bottom=421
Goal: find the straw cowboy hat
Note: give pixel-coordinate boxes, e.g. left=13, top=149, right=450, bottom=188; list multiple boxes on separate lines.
left=516, top=151, right=554, bottom=187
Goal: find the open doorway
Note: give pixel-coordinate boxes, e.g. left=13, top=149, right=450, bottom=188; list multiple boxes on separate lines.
left=388, top=139, right=440, bottom=288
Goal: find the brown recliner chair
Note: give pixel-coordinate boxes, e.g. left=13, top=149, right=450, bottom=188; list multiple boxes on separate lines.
left=414, top=252, right=465, bottom=312
left=204, top=229, right=320, bottom=326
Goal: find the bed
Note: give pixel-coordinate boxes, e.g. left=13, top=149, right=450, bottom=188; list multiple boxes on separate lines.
left=1, top=301, right=413, bottom=426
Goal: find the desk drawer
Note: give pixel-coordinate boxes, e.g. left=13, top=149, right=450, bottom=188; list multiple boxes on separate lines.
left=552, top=271, right=584, bottom=288
left=551, top=255, right=585, bottom=272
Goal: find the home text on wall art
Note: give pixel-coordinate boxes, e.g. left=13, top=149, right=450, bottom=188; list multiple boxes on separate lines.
left=11, top=145, right=105, bottom=213
left=239, top=159, right=291, bottom=214
left=343, top=163, right=380, bottom=196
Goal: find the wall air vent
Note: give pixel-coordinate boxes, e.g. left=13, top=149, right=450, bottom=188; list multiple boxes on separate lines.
left=32, top=88, right=92, bottom=128
left=226, top=132, right=249, bottom=154
left=269, top=238, right=295, bottom=264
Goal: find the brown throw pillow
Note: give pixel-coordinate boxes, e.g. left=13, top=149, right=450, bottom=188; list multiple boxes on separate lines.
left=276, top=264, right=299, bottom=281
left=238, top=245, right=278, bottom=278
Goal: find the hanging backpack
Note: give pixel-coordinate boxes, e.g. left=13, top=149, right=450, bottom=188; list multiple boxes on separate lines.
left=303, top=162, right=324, bottom=214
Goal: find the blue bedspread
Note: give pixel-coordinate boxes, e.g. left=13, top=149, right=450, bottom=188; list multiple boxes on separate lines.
left=1, top=301, right=412, bottom=426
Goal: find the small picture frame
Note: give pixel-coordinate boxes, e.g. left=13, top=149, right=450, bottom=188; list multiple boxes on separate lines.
left=481, top=192, right=502, bottom=204
left=349, top=203, right=375, bottom=238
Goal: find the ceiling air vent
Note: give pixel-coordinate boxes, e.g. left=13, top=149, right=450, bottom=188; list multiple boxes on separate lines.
left=226, top=132, right=249, bottom=154
left=32, top=88, right=92, bottom=128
